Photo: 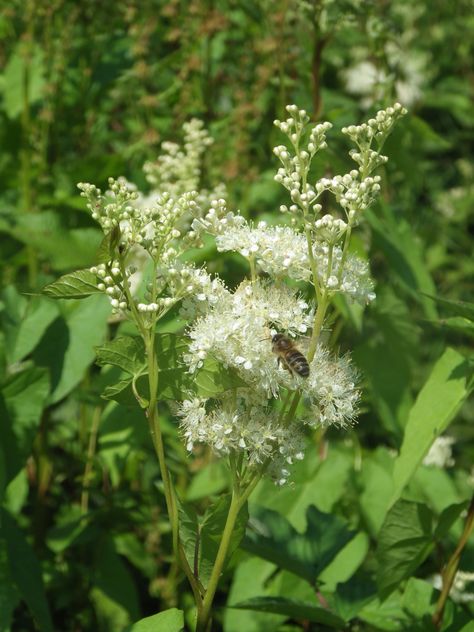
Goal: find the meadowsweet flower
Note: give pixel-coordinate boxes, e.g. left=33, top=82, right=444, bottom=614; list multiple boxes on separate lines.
left=177, top=393, right=306, bottom=485
left=184, top=280, right=314, bottom=395
left=194, top=211, right=375, bottom=303
left=302, top=346, right=360, bottom=429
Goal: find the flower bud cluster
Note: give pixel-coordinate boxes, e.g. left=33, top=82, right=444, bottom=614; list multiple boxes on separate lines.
left=78, top=178, right=139, bottom=233
left=315, top=172, right=382, bottom=220
left=314, top=214, right=347, bottom=245
left=143, top=118, right=225, bottom=210
left=342, top=103, right=407, bottom=147
left=90, top=261, right=129, bottom=314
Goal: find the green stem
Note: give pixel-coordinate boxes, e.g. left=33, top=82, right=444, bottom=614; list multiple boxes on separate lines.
left=337, top=223, right=353, bottom=284
left=304, top=225, right=322, bottom=304
left=249, top=256, right=257, bottom=283
left=145, top=333, right=202, bottom=608
left=80, top=406, right=101, bottom=514
left=432, top=494, right=474, bottom=628
left=195, top=483, right=254, bottom=632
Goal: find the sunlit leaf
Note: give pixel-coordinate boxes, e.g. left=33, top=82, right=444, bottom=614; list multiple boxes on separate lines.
left=42, top=269, right=102, bottom=299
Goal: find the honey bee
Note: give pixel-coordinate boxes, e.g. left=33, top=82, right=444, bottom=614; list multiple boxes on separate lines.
left=271, top=333, right=310, bottom=378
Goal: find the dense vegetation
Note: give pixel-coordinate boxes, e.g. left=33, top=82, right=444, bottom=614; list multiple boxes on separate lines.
left=1, top=2, right=473, bottom=631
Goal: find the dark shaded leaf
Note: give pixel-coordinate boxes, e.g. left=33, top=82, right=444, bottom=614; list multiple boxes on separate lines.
left=229, top=596, right=345, bottom=628
left=376, top=500, right=434, bottom=599
left=243, top=505, right=355, bottom=584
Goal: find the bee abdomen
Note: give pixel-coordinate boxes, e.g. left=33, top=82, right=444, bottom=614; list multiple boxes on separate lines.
left=286, top=350, right=310, bottom=377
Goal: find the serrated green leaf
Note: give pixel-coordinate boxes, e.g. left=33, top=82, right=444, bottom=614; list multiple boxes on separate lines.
left=376, top=500, right=434, bottom=599
left=229, top=596, right=345, bottom=628
left=195, top=357, right=247, bottom=397
left=389, top=348, right=471, bottom=507
left=177, top=500, right=199, bottom=577
left=125, top=608, right=184, bottom=632
left=42, top=269, right=102, bottom=299
left=95, top=336, right=146, bottom=375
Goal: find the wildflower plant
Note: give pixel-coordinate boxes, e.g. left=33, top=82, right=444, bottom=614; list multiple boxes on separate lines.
left=43, top=104, right=407, bottom=631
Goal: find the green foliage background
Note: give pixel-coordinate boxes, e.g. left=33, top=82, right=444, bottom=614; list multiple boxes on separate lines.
left=0, top=1, right=473, bottom=630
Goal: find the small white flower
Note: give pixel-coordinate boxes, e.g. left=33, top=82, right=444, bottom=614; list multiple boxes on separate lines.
left=423, top=436, right=455, bottom=468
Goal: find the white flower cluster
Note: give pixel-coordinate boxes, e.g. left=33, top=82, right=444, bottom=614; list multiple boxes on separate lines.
left=184, top=280, right=314, bottom=396
left=193, top=208, right=375, bottom=303
left=177, top=394, right=306, bottom=486
left=183, top=279, right=360, bottom=428
left=305, top=347, right=359, bottom=429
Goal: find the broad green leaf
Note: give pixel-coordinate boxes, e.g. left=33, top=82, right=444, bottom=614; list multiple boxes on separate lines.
left=46, top=513, right=89, bottom=554
left=3, top=45, right=45, bottom=119
left=359, top=591, right=410, bottom=631
left=0, top=367, right=49, bottom=497
left=0, top=509, right=53, bottom=632
left=243, top=504, right=354, bottom=584
left=434, top=502, right=469, bottom=540
left=100, top=336, right=246, bottom=404
left=33, top=294, right=110, bottom=403
left=125, top=608, right=184, bottom=632
left=230, top=596, right=345, bottom=628
left=186, top=460, right=230, bottom=501
left=0, top=286, right=59, bottom=363
left=225, top=558, right=284, bottom=632
left=95, top=336, right=146, bottom=375
left=251, top=444, right=353, bottom=530
left=410, top=465, right=462, bottom=515
left=353, top=292, right=416, bottom=438
left=5, top=212, right=101, bottom=271
left=367, top=207, right=437, bottom=319
left=326, top=571, right=376, bottom=622
left=199, top=495, right=249, bottom=588
left=319, top=532, right=369, bottom=592
left=359, top=448, right=395, bottom=535
left=376, top=500, right=434, bottom=599
left=91, top=537, right=140, bottom=627
left=42, top=269, right=102, bottom=299
left=401, top=577, right=437, bottom=621
left=389, top=347, right=471, bottom=507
